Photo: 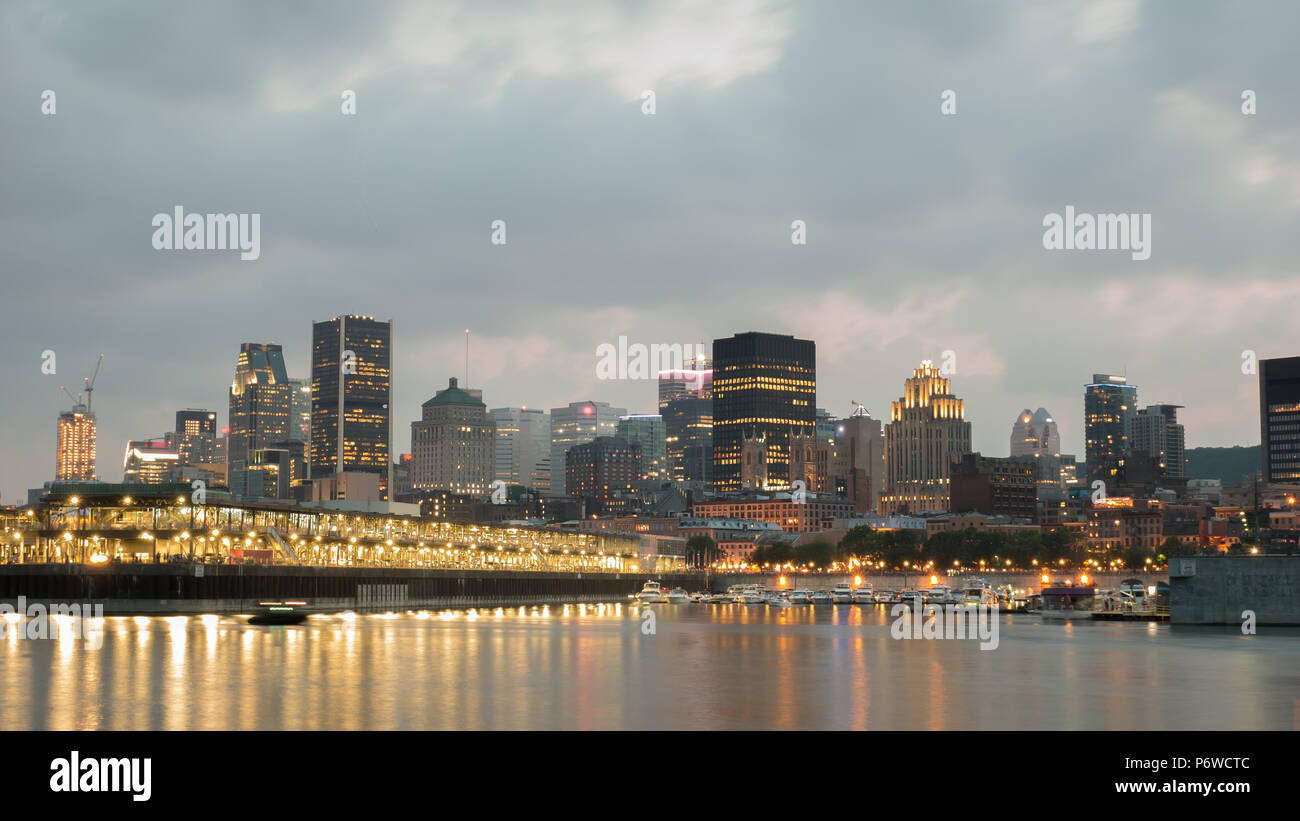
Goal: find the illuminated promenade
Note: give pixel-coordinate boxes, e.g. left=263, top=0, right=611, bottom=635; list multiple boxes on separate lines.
left=0, top=484, right=685, bottom=575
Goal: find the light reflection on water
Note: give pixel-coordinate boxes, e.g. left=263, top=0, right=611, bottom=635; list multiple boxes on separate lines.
left=1, top=603, right=1295, bottom=730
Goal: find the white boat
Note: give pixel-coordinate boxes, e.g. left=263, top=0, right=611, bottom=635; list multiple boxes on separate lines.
left=740, top=587, right=767, bottom=605
left=873, top=590, right=896, bottom=604
left=1039, top=585, right=1097, bottom=620
left=961, top=579, right=997, bottom=606
left=851, top=586, right=874, bottom=604
left=636, top=581, right=668, bottom=603
left=666, top=587, right=691, bottom=604
left=899, top=590, right=924, bottom=609
left=811, top=590, right=833, bottom=605
left=765, top=591, right=793, bottom=607
left=831, top=582, right=854, bottom=603
left=925, top=584, right=954, bottom=604
left=788, top=589, right=812, bottom=605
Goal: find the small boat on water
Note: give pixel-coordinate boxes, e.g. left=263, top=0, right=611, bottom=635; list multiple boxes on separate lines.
left=740, top=586, right=767, bottom=605
left=765, top=591, right=794, bottom=607
left=666, top=587, right=692, bottom=604
left=873, top=590, right=897, bottom=604
left=899, top=590, right=924, bottom=609
left=811, top=590, right=833, bottom=605
left=637, top=581, right=668, bottom=603
left=961, top=579, right=997, bottom=607
left=831, top=582, right=854, bottom=604
left=788, top=589, right=812, bottom=605
left=926, top=585, right=954, bottom=604
left=851, top=586, right=874, bottom=604
left=248, top=600, right=312, bottom=625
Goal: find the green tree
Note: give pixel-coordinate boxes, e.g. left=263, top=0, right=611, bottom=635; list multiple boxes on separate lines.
left=685, top=535, right=722, bottom=568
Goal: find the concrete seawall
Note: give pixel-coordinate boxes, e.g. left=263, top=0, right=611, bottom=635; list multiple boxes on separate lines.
left=1169, top=556, right=1300, bottom=625
left=0, top=564, right=701, bottom=615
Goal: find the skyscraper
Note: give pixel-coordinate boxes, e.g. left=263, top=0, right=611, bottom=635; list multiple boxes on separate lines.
left=549, top=401, right=625, bottom=496
left=311, top=315, right=393, bottom=497
left=833, top=408, right=885, bottom=513
left=617, top=414, right=667, bottom=480
left=410, top=377, right=495, bottom=496
left=1011, top=408, right=1061, bottom=458
left=56, top=406, right=96, bottom=481
left=658, top=359, right=713, bottom=486
left=489, top=407, right=550, bottom=490
left=711, top=332, right=816, bottom=493
left=1260, top=356, right=1300, bottom=484
left=881, top=361, right=971, bottom=514
left=171, top=409, right=218, bottom=467
left=1130, top=404, right=1186, bottom=479
left=228, top=343, right=292, bottom=498
left=1084, top=373, right=1137, bottom=489
left=288, top=378, right=312, bottom=444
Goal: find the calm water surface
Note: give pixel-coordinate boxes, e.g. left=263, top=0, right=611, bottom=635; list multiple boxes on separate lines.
left=2, top=603, right=1296, bottom=730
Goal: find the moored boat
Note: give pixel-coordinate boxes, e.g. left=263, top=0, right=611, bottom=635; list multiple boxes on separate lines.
left=1039, top=585, right=1096, bottom=620
left=851, top=585, right=874, bottom=604
left=637, top=581, right=668, bottom=603
left=788, top=589, right=812, bottom=605
left=811, top=590, right=833, bottom=605
left=666, top=587, right=692, bottom=604
left=831, top=582, right=854, bottom=604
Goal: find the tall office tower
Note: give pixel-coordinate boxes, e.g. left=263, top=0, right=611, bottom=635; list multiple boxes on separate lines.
left=171, top=408, right=218, bottom=466
left=834, top=408, right=885, bottom=513
left=881, top=361, right=972, bottom=514
left=410, top=377, right=495, bottom=496
left=658, top=360, right=713, bottom=485
left=288, top=379, right=312, bottom=444
left=1130, top=404, right=1186, bottom=479
left=56, top=405, right=97, bottom=481
left=311, top=315, right=393, bottom=497
left=617, top=414, right=667, bottom=480
left=1011, top=408, right=1061, bottom=458
left=711, top=331, right=816, bottom=493
left=1084, top=373, right=1137, bottom=489
left=1260, top=356, right=1300, bottom=484
left=549, top=401, right=626, bottom=496
left=228, top=343, right=292, bottom=498
left=565, top=436, right=642, bottom=514
left=489, top=407, right=550, bottom=490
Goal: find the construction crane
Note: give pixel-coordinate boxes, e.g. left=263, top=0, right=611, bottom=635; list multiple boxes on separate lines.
left=83, top=354, right=104, bottom=414
left=59, top=385, right=83, bottom=408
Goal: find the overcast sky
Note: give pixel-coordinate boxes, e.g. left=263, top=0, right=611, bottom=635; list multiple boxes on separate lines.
left=2, top=0, right=1298, bottom=501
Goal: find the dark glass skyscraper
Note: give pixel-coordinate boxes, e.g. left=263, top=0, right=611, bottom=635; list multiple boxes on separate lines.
left=1259, top=356, right=1300, bottom=484
left=658, top=360, right=712, bottom=485
left=228, top=344, right=291, bottom=498
left=1084, top=373, right=1137, bottom=490
left=711, top=332, right=816, bottom=493
left=311, top=316, right=393, bottom=497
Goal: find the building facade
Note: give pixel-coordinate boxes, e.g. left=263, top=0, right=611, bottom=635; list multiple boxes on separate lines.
left=549, top=401, right=625, bottom=496
left=881, top=361, right=972, bottom=514
left=228, top=343, right=292, bottom=498
left=659, top=360, right=712, bottom=486
left=410, top=377, right=495, bottom=497
left=488, top=406, right=549, bottom=491
left=1130, top=403, right=1186, bottom=479
left=1259, top=356, right=1300, bottom=484
left=311, top=316, right=393, bottom=497
left=617, top=414, right=666, bottom=481
left=565, top=436, right=641, bottom=514
left=711, top=332, right=816, bottom=493
left=56, top=406, right=97, bottom=481
left=1085, top=373, right=1137, bottom=490
left=949, top=452, right=1038, bottom=521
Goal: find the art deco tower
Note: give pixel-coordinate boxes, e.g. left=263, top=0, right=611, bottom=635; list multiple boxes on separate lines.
left=881, top=361, right=972, bottom=514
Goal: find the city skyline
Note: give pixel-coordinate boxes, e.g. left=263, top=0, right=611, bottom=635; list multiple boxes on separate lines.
left=6, top=2, right=1299, bottom=501
left=11, top=316, right=1272, bottom=501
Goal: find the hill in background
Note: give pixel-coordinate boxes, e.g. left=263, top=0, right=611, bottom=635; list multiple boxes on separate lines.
left=1184, top=445, right=1260, bottom=483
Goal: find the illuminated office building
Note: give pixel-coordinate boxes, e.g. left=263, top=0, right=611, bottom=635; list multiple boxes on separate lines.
left=311, top=315, right=393, bottom=497
left=123, top=438, right=180, bottom=484
left=1260, top=356, right=1300, bottom=484
left=1130, top=404, right=1185, bottom=479
left=288, top=378, right=312, bottom=444
left=56, top=406, right=97, bottom=481
left=658, top=359, right=712, bottom=486
left=711, top=332, right=816, bottom=493
left=617, top=414, right=667, bottom=480
left=171, top=408, right=217, bottom=466
left=549, top=401, right=625, bottom=497
left=410, top=377, right=495, bottom=497
left=1084, top=373, right=1137, bottom=490
left=228, top=343, right=292, bottom=498
left=881, top=361, right=972, bottom=514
